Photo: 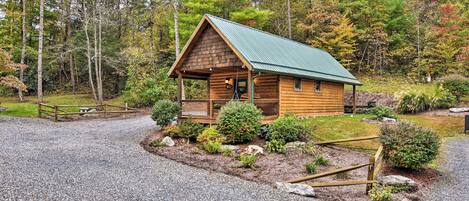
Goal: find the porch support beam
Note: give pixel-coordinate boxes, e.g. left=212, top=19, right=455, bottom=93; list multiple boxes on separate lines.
left=247, top=70, right=253, bottom=103
left=177, top=71, right=183, bottom=117
left=352, top=85, right=356, bottom=114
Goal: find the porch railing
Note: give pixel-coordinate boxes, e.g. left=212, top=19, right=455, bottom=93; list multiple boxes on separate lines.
left=181, top=99, right=279, bottom=119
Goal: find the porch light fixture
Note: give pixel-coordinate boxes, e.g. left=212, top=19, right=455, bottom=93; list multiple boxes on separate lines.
left=209, top=67, right=213, bottom=71
left=225, top=78, right=233, bottom=89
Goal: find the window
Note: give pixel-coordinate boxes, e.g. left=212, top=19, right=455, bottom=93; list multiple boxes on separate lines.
left=294, top=78, right=302, bottom=91
left=315, top=80, right=321, bottom=92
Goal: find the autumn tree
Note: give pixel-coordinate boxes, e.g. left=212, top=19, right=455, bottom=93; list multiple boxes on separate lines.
left=0, top=49, right=27, bottom=94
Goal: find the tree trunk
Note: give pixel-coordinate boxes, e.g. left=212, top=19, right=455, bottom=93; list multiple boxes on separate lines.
left=97, top=0, right=103, bottom=104
left=37, top=0, right=44, bottom=102
left=83, top=0, right=97, bottom=101
left=94, top=0, right=103, bottom=105
left=67, top=0, right=75, bottom=93
left=287, top=0, right=292, bottom=39
left=19, top=0, right=27, bottom=102
left=172, top=0, right=185, bottom=99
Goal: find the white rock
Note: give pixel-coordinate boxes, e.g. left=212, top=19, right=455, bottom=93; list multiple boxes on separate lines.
left=378, top=175, right=418, bottom=191
left=221, top=145, right=240, bottom=151
left=285, top=141, right=306, bottom=149
left=245, top=145, right=264, bottom=155
left=382, top=117, right=397, bottom=123
left=161, top=136, right=175, bottom=147
left=449, top=107, right=469, bottom=113
left=275, top=182, right=316, bottom=197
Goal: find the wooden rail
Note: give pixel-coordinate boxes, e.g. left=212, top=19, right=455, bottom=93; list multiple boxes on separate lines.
left=288, top=136, right=384, bottom=194
left=38, top=103, right=138, bottom=122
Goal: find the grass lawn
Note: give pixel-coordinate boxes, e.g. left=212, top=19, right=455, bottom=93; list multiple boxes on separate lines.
left=303, top=114, right=464, bottom=151
left=0, top=94, right=124, bottom=117
left=344, top=76, right=437, bottom=95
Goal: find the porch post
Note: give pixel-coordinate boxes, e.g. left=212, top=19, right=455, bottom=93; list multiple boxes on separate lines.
left=247, top=70, right=253, bottom=103
left=207, top=78, right=212, bottom=118
left=352, top=85, right=356, bottom=114
left=177, top=71, right=183, bottom=117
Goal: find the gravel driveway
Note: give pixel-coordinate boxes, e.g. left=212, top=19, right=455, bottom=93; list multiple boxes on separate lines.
left=426, top=138, right=469, bottom=201
left=0, top=116, right=309, bottom=201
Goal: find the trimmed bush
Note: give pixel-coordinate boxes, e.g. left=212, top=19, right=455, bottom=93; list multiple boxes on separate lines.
left=267, top=114, right=311, bottom=142
left=440, top=74, right=469, bottom=102
left=367, top=106, right=396, bottom=120
left=178, top=118, right=205, bottom=140
left=197, top=127, right=225, bottom=144
left=265, top=139, right=286, bottom=153
left=305, top=162, right=317, bottom=174
left=379, top=121, right=440, bottom=169
left=203, top=141, right=222, bottom=154
left=217, top=101, right=262, bottom=143
left=151, top=100, right=180, bottom=127
left=238, top=154, right=257, bottom=168
left=164, top=125, right=181, bottom=137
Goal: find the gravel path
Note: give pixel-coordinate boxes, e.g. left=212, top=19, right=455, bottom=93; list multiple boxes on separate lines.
left=0, top=116, right=309, bottom=201
left=426, top=138, right=469, bottom=201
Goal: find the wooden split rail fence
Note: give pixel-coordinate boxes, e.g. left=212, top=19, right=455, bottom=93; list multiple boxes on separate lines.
left=289, top=136, right=384, bottom=194
left=38, top=103, right=138, bottom=122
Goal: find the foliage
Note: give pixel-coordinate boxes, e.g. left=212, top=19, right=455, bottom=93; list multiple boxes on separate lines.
left=177, top=118, right=206, bottom=140
left=314, top=156, right=330, bottom=166
left=0, top=49, right=27, bottom=92
left=216, top=101, right=262, bottom=143
left=149, top=139, right=163, bottom=147
left=429, top=88, right=456, bottom=109
left=265, top=139, right=286, bottom=154
left=380, top=121, right=440, bottom=169
left=202, top=140, right=222, bottom=154
left=197, top=127, right=225, bottom=144
left=440, top=74, right=469, bottom=101
left=369, top=185, right=393, bottom=201
left=164, top=125, right=182, bottom=137
left=222, top=148, right=235, bottom=157
left=151, top=100, right=180, bottom=127
left=238, top=153, right=257, bottom=168
left=395, top=91, right=430, bottom=114
left=367, top=106, right=396, bottom=120
left=304, top=162, right=317, bottom=174
left=230, top=7, right=272, bottom=29
left=268, top=114, right=310, bottom=143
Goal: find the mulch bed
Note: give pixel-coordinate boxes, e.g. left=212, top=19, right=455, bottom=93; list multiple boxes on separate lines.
left=141, top=130, right=441, bottom=201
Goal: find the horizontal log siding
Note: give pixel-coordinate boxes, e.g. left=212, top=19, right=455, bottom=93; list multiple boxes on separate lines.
left=279, top=76, right=344, bottom=116
left=209, top=71, right=278, bottom=100
left=180, top=26, right=242, bottom=72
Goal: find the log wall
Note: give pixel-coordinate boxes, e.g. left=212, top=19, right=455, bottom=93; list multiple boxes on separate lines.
left=209, top=71, right=278, bottom=100
left=279, top=76, right=344, bottom=116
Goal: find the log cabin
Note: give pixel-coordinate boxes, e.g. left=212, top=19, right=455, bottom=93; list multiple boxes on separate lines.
left=168, top=14, right=361, bottom=124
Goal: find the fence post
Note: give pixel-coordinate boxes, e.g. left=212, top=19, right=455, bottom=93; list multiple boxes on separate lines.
left=125, top=102, right=128, bottom=111
left=366, top=156, right=375, bottom=194
left=54, top=106, right=58, bottom=122
left=38, top=103, right=42, bottom=118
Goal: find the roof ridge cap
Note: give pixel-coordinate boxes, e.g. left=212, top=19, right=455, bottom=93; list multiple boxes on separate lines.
left=205, top=14, right=328, bottom=54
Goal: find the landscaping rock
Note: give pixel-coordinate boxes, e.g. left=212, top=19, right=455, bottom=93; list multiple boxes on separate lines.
left=161, top=136, right=175, bottom=147
left=449, top=107, right=469, bottom=113
left=285, top=141, right=306, bottom=149
left=0, top=107, right=7, bottom=112
left=382, top=117, right=397, bottom=124
left=378, top=175, right=418, bottom=192
left=245, top=145, right=264, bottom=155
left=275, top=182, right=316, bottom=197
left=221, top=145, right=240, bottom=152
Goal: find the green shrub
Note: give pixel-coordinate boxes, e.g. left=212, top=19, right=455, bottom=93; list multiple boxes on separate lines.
left=379, top=121, right=440, bottom=169
left=178, top=118, right=205, bottom=140
left=367, top=106, right=396, bottom=120
left=217, top=101, right=262, bottom=143
left=440, top=74, right=469, bottom=101
left=268, top=114, right=310, bottom=142
left=149, top=139, right=163, bottom=147
left=395, top=91, right=429, bottom=114
left=222, top=148, right=235, bottom=157
left=164, top=125, right=181, bottom=137
left=265, top=139, right=286, bottom=153
left=429, top=88, right=456, bottom=109
left=238, top=154, right=257, bottom=168
left=203, top=141, right=222, bottom=154
left=314, top=156, right=330, bottom=166
left=151, top=100, right=180, bottom=127
left=197, top=127, right=225, bottom=144
left=369, top=185, right=393, bottom=201
left=305, top=162, right=317, bottom=174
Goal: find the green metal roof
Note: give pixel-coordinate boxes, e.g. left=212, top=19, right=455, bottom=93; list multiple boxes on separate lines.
left=206, top=14, right=361, bottom=85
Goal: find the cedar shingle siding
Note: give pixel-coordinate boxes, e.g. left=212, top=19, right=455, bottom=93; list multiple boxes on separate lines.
left=180, top=26, right=242, bottom=72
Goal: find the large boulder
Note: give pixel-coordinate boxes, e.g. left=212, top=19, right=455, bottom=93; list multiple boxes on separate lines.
left=378, top=175, right=418, bottom=192
left=449, top=107, right=469, bottom=113
left=275, top=182, right=316, bottom=197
